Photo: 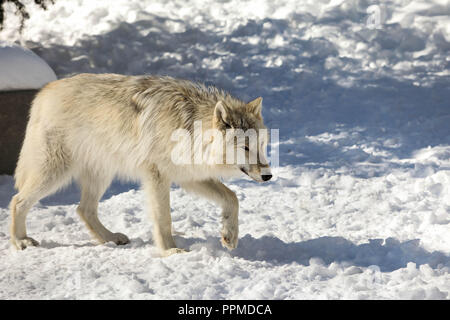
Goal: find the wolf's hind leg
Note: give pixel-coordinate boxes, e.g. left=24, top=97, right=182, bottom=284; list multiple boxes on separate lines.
left=10, top=192, right=41, bottom=250
left=180, top=179, right=239, bottom=250
left=10, top=170, right=72, bottom=250
left=76, top=170, right=129, bottom=245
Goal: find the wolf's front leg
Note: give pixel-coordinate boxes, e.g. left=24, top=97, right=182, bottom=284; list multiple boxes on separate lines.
left=143, top=167, right=186, bottom=256
left=181, top=179, right=239, bottom=250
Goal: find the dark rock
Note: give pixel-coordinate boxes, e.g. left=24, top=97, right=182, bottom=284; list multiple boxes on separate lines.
left=0, top=90, right=38, bottom=175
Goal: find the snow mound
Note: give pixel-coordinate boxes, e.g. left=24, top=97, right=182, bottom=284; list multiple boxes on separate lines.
left=0, top=42, right=56, bottom=91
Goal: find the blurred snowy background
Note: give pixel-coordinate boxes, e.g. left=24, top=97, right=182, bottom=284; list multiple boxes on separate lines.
left=0, top=0, right=449, bottom=299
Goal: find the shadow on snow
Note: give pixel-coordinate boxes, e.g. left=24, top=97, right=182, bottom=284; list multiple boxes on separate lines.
left=178, top=234, right=450, bottom=272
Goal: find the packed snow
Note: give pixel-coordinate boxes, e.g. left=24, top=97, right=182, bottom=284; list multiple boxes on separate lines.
left=0, top=41, right=56, bottom=90
left=0, top=0, right=449, bottom=299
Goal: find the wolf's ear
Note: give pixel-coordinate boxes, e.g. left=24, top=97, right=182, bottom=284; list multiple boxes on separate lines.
left=246, top=97, right=263, bottom=118
left=214, top=101, right=232, bottom=128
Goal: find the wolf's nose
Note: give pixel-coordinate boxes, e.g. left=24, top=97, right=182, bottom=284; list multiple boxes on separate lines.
left=262, top=174, right=272, bottom=181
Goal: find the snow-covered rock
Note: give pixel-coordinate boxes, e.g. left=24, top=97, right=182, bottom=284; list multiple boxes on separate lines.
left=0, top=42, right=56, bottom=91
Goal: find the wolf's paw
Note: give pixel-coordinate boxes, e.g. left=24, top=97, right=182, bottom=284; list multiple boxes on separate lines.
left=221, top=227, right=238, bottom=250
left=11, top=237, right=40, bottom=250
left=109, top=233, right=130, bottom=245
left=162, top=248, right=189, bottom=257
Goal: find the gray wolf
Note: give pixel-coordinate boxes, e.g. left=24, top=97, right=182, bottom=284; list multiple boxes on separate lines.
left=10, top=73, right=272, bottom=256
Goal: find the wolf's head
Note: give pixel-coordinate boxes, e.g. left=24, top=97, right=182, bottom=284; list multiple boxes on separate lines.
left=213, top=97, right=272, bottom=182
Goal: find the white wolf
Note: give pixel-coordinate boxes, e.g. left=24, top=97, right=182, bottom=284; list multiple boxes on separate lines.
left=10, top=73, right=272, bottom=256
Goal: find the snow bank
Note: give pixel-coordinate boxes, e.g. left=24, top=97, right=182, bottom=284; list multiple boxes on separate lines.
left=0, top=42, right=56, bottom=91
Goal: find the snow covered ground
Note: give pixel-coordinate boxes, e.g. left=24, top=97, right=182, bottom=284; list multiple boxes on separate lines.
left=0, top=0, right=449, bottom=299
